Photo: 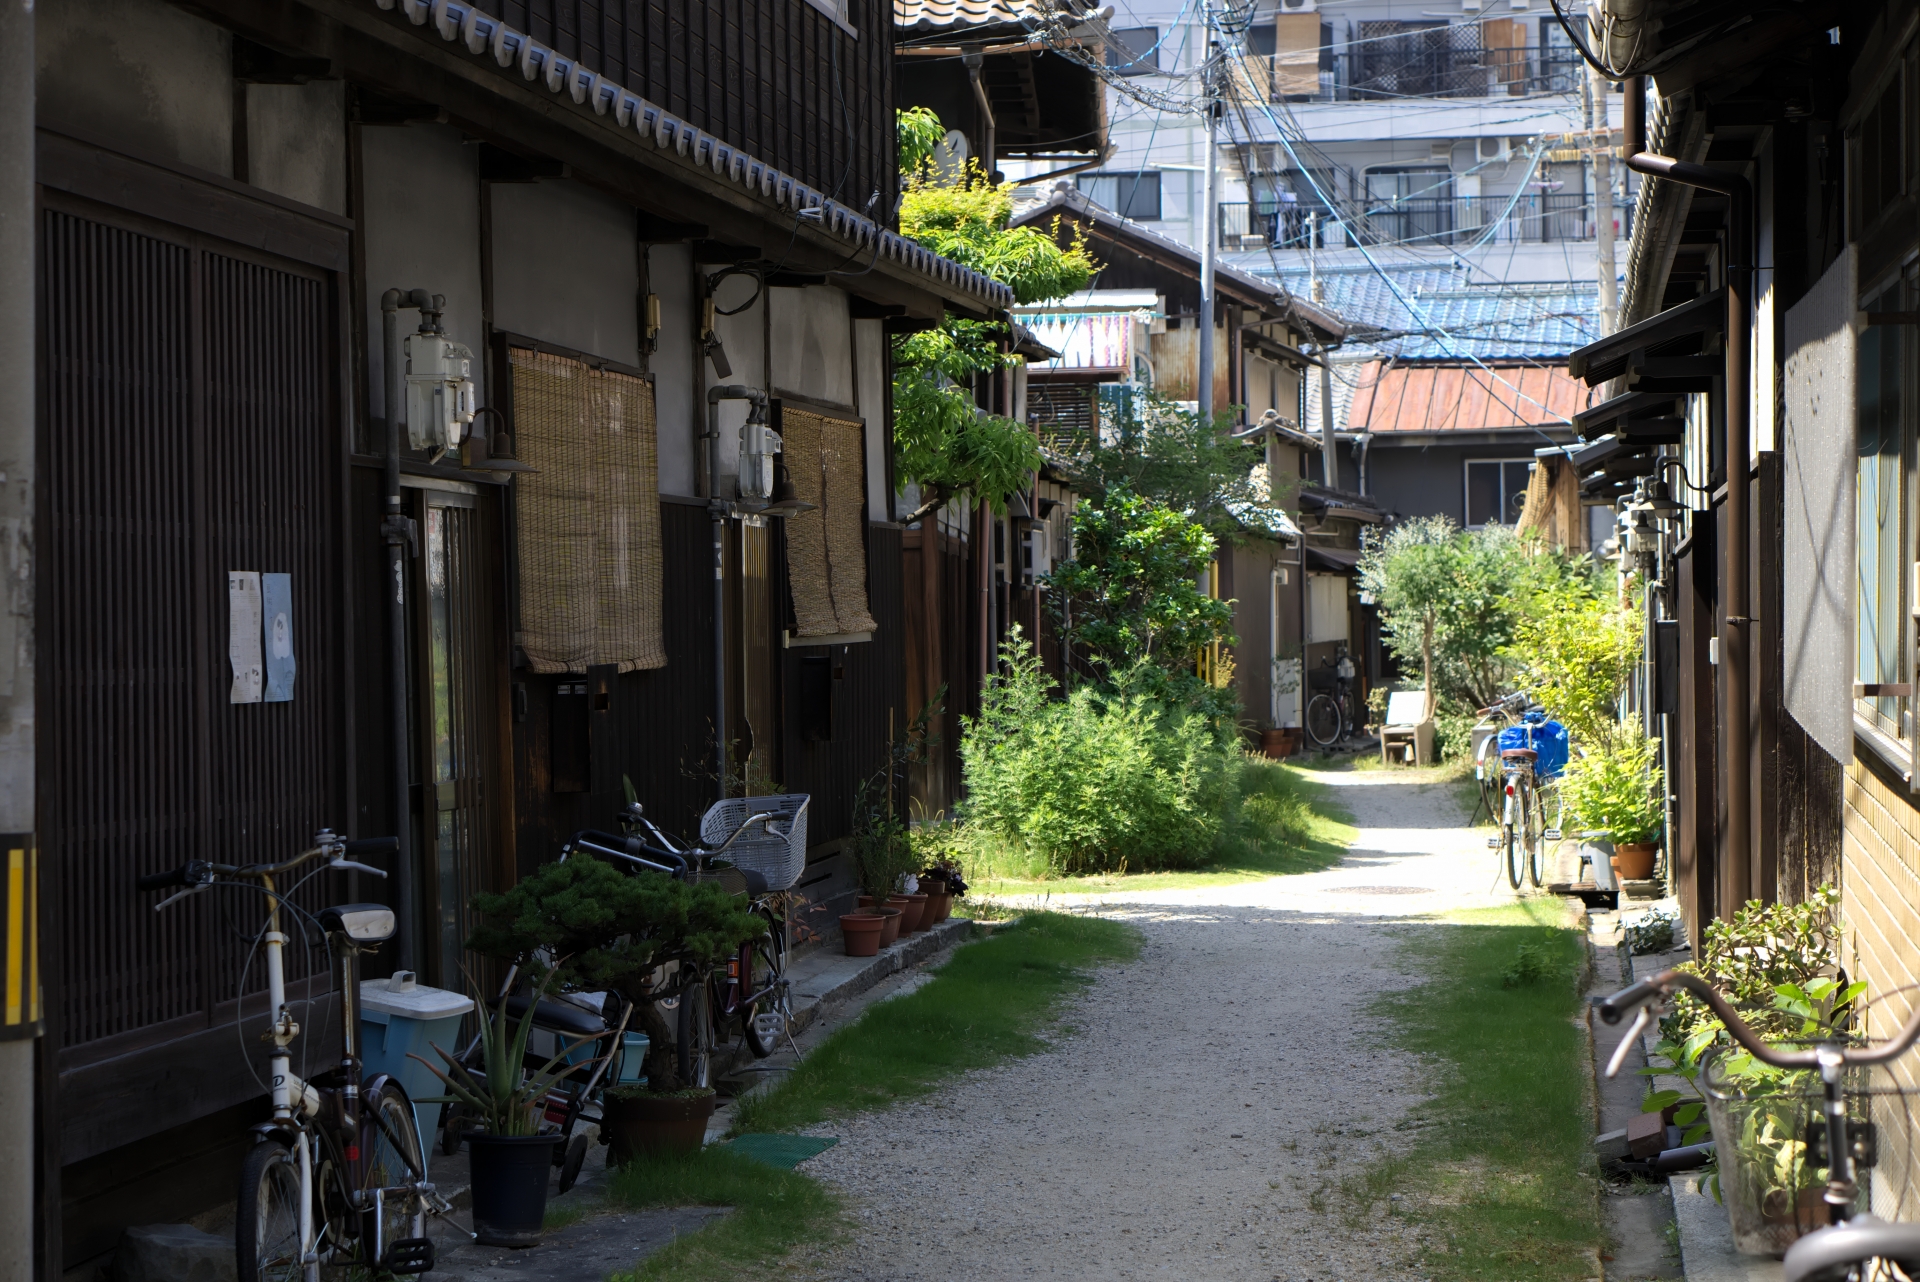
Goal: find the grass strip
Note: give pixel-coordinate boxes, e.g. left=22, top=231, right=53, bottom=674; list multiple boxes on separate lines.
left=606, top=911, right=1137, bottom=1280
left=606, top=1146, right=842, bottom=1282
left=1349, top=899, right=1605, bottom=1281
left=731, top=910, right=1139, bottom=1134
left=973, top=761, right=1354, bottom=897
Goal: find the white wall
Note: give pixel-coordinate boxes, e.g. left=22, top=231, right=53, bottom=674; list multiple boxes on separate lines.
left=360, top=124, right=485, bottom=420
left=853, top=317, right=889, bottom=519
left=248, top=82, right=347, bottom=214
left=650, top=244, right=698, bottom=498
left=490, top=179, right=639, bottom=364
left=769, top=286, right=855, bottom=407
left=37, top=0, right=231, bottom=176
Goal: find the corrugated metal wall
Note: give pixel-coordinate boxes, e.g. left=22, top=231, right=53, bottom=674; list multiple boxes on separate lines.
left=488, top=0, right=894, bottom=215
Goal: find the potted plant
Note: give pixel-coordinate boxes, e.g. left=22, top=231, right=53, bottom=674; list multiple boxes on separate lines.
left=850, top=805, right=918, bottom=948
left=461, top=849, right=765, bottom=1155
left=1563, top=726, right=1665, bottom=880
left=602, top=1083, right=718, bottom=1163
left=415, top=981, right=595, bottom=1246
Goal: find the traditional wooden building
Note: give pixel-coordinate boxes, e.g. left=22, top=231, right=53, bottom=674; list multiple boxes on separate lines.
left=29, top=0, right=1007, bottom=1269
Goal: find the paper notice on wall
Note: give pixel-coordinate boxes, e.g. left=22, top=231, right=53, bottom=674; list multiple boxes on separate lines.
left=262, top=572, right=295, bottom=703
left=228, top=571, right=264, bottom=704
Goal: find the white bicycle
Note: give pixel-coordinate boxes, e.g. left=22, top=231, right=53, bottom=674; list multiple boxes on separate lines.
left=137, top=832, right=452, bottom=1280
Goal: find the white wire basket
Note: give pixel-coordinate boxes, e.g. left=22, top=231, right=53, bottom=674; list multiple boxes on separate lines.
left=699, top=793, right=810, bottom=892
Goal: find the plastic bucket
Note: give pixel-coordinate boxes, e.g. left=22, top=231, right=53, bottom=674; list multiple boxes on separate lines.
left=468, top=1133, right=560, bottom=1246
left=359, top=973, right=473, bottom=1146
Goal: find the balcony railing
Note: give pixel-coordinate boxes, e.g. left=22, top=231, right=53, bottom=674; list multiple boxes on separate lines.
left=1219, top=195, right=1633, bottom=250
left=1234, top=44, right=1586, bottom=103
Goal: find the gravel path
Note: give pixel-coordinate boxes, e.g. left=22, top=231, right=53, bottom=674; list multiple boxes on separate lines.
left=799, top=765, right=1523, bottom=1282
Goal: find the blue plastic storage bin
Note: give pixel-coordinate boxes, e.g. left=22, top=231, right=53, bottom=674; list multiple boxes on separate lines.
left=360, top=973, right=473, bottom=1149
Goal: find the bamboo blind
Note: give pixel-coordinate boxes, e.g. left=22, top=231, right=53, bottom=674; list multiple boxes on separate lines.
left=781, top=406, right=876, bottom=638
left=510, top=347, right=666, bottom=672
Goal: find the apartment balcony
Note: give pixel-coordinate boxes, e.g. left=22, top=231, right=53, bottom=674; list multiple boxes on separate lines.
left=1237, top=42, right=1586, bottom=104
left=1218, top=195, right=1634, bottom=251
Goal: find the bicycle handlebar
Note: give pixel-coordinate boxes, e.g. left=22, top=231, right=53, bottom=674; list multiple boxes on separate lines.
left=1596, top=969, right=1920, bottom=1069
left=134, top=834, right=397, bottom=897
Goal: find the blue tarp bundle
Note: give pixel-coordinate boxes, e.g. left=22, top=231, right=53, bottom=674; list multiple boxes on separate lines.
left=1497, top=715, right=1569, bottom=779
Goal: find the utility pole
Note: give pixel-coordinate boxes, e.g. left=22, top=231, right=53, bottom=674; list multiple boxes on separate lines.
left=1197, top=7, right=1219, bottom=421
left=0, top=0, right=38, bottom=1275
left=1591, top=69, right=1619, bottom=334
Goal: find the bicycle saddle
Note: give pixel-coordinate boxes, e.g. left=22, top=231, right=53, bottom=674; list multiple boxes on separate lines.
left=502, top=994, right=606, bottom=1039
left=1784, top=1216, right=1920, bottom=1282
left=1500, top=747, right=1538, bottom=761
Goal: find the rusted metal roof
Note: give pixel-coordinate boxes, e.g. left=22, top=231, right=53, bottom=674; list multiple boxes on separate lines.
left=1347, top=361, right=1587, bottom=434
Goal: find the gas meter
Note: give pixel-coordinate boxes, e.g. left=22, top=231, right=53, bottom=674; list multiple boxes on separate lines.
left=405, top=330, right=476, bottom=455
left=737, top=407, right=781, bottom=505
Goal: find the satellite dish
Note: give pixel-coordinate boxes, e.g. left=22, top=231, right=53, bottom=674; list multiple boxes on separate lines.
left=934, top=129, right=971, bottom=181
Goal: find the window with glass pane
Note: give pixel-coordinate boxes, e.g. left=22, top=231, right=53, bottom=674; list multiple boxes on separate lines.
left=1464, top=459, right=1533, bottom=527
left=1107, top=27, right=1160, bottom=76
left=1856, top=274, right=1912, bottom=739
left=1077, top=172, right=1162, bottom=221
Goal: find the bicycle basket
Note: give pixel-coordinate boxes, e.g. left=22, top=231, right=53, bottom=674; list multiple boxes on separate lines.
left=688, top=864, right=750, bottom=898
left=1701, top=1049, right=1920, bottom=1252
left=1308, top=666, right=1339, bottom=692
left=699, top=794, right=809, bottom=892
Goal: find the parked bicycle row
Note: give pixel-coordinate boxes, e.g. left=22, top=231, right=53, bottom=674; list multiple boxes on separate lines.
left=132, top=789, right=817, bottom=1281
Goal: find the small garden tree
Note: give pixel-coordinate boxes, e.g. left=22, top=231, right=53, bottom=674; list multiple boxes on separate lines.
left=1045, top=485, right=1234, bottom=705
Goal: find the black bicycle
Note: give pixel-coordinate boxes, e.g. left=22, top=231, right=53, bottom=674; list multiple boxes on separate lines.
left=1305, top=647, right=1358, bottom=748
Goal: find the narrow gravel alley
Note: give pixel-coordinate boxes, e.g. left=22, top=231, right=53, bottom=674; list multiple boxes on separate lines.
left=801, top=766, right=1524, bottom=1281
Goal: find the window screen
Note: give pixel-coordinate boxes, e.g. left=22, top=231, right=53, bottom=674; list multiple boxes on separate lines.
left=510, top=346, right=666, bottom=673
left=781, top=405, right=876, bottom=639
left=1108, top=27, right=1160, bottom=76
left=1078, top=172, right=1163, bottom=221
left=1856, top=274, right=1912, bottom=737
left=1464, top=459, right=1533, bottom=527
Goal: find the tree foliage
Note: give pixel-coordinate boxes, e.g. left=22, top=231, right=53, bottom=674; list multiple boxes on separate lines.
left=1074, top=391, right=1291, bottom=540
left=1045, top=486, right=1234, bottom=697
left=890, top=111, right=1097, bottom=524
left=1510, top=592, right=1640, bottom=742
left=1357, top=518, right=1603, bottom=712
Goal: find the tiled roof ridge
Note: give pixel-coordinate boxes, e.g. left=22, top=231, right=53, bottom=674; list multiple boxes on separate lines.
left=375, top=0, right=1014, bottom=311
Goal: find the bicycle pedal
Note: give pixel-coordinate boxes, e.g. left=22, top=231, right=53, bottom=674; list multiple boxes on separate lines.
left=380, top=1237, right=435, bottom=1274
left=1543, top=828, right=1562, bottom=841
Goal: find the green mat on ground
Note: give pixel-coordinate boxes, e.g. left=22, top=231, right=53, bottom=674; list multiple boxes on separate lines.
left=720, top=1134, right=838, bottom=1169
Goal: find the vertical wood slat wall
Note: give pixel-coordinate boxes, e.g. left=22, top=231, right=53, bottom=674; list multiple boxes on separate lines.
left=40, top=205, right=349, bottom=1055
left=490, top=0, right=894, bottom=217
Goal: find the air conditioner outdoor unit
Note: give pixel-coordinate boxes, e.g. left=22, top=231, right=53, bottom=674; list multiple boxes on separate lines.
left=1509, top=0, right=1532, bottom=8
left=1478, top=137, right=1510, bottom=161
left=1461, top=0, right=1484, bottom=10
left=1278, top=0, right=1316, bottom=12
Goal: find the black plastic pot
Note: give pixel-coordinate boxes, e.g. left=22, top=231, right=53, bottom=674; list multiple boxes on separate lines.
left=468, top=1133, right=560, bottom=1247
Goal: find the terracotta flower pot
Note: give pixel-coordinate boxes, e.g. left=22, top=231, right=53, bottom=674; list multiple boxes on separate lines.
left=923, top=891, right=952, bottom=924
left=875, top=906, right=904, bottom=947
left=1611, top=842, right=1657, bottom=881
left=1260, top=728, right=1297, bottom=759
left=841, top=912, right=884, bottom=957
left=602, top=1088, right=717, bottom=1165
left=898, top=893, right=930, bottom=933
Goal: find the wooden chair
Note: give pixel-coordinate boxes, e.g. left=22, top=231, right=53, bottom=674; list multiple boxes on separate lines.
left=1380, top=690, right=1436, bottom=767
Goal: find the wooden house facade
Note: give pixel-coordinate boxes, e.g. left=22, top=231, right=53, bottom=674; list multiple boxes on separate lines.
left=27, top=0, right=1007, bottom=1270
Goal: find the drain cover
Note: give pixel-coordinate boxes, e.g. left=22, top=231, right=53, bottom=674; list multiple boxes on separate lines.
left=1336, top=885, right=1434, bottom=895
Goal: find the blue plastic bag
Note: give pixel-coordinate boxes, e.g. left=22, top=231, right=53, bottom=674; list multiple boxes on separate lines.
left=1497, top=715, right=1570, bottom=779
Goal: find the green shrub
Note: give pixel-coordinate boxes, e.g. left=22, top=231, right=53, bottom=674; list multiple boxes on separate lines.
left=1434, top=710, right=1477, bottom=761
left=960, top=638, right=1239, bottom=874
left=1561, top=724, right=1664, bottom=844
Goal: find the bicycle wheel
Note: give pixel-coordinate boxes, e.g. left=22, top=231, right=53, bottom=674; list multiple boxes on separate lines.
left=236, top=1141, right=307, bottom=1282
left=361, top=1083, right=427, bottom=1263
left=1502, top=777, right=1525, bottom=891
left=1530, top=782, right=1559, bottom=888
left=742, top=914, right=791, bottom=1059
left=1305, top=693, right=1342, bottom=747
left=676, top=977, right=714, bottom=1089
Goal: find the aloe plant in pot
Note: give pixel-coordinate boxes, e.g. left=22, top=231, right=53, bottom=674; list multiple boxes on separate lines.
left=414, top=980, right=598, bottom=1246
left=1563, top=725, right=1666, bottom=881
